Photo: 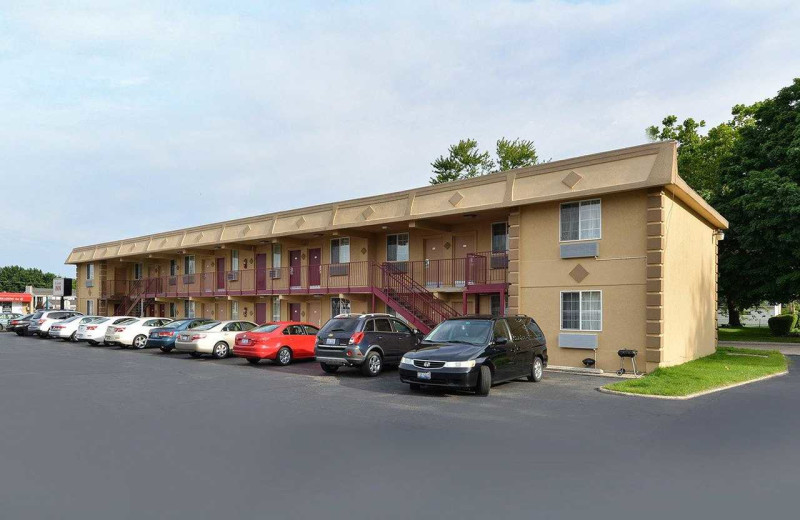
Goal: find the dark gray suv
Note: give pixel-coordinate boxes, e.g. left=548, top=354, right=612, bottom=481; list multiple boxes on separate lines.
left=315, top=313, right=423, bottom=376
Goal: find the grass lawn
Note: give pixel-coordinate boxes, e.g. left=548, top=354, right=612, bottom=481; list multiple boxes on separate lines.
left=718, top=326, right=800, bottom=344
left=604, top=347, right=788, bottom=397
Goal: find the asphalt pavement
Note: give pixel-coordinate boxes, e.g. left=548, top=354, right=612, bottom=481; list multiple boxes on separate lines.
left=0, top=333, right=797, bottom=519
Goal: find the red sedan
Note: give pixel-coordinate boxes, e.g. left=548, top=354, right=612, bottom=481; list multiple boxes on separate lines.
left=233, top=321, right=320, bottom=366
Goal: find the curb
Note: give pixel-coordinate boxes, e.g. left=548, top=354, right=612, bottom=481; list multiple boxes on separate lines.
left=596, top=370, right=789, bottom=400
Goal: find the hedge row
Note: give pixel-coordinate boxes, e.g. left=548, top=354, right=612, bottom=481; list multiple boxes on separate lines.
left=768, top=314, right=798, bottom=336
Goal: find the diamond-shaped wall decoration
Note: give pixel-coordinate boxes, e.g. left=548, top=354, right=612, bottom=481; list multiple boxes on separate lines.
left=360, top=247, right=367, bottom=255
left=569, top=263, right=589, bottom=283
left=361, top=206, right=375, bottom=220
left=562, top=170, right=583, bottom=189
left=295, top=216, right=306, bottom=228
left=241, top=225, right=251, bottom=237
left=161, top=238, right=168, bottom=247
left=195, top=232, right=204, bottom=243
left=448, top=191, right=464, bottom=207
left=444, top=242, right=451, bottom=250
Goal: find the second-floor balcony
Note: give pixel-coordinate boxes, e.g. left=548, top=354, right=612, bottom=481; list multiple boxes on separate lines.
left=99, top=251, right=509, bottom=300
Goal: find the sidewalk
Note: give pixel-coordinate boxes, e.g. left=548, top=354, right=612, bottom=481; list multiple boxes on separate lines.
left=719, top=341, right=800, bottom=356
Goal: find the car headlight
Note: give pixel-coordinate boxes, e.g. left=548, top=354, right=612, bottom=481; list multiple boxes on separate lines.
left=400, top=356, right=413, bottom=365
left=443, top=360, right=476, bottom=369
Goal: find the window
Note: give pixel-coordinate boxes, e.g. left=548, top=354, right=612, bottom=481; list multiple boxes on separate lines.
left=561, top=291, right=602, bottom=331
left=331, top=297, right=351, bottom=316
left=330, top=237, right=350, bottom=264
left=387, top=233, right=409, bottom=262
left=231, top=250, right=240, bottom=272
left=272, top=243, right=282, bottom=268
left=86, top=263, right=95, bottom=280
left=303, top=325, right=320, bottom=335
left=169, top=302, right=177, bottom=318
left=240, top=322, right=256, bottom=331
left=490, top=294, right=501, bottom=317
left=392, top=319, right=412, bottom=334
left=184, top=255, right=196, bottom=275
left=86, top=300, right=94, bottom=315
left=133, top=263, right=143, bottom=280
left=231, top=301, right=239, bottom=320
left=507, top=317, right=531, bottom=342
left=170, top=260, right=177, bottom=276
left=525, top=318, right=545, bottom=341
left=492, top=319, right=511, bottom=342
left=184, top=300, right=196, bottom=319
left=560, top=199, right=601, bottom=241
left=271, top=296, right=281, bottom=321
left=363, top=320, right=375, bottom=332
left=375, top=318, right=393, bottom=332
left=224, top=322, right=241, bottom=332
left=491, top=222, right=508, bottom=252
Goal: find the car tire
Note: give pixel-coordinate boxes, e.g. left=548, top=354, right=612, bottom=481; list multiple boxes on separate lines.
left=160, top=346, right=173, bottom=353
left=118, top=343, right=127, bottom=349
left=476, top=365, right=492, bottom=396
left=320, top=363, right=339, bottom=374
left=69, top=332, right=77, bottom=342
left=246, top=358, right=260, bottom=365
left=528, top=356, right=544, bottom=382
left=0, top=325, right=4, bottom=331
left=133, top=335, right=147, bottom=350
left=409, top=383, right=421, bottom=392
left=212, top=342, right=229, bottom=359
left=189, top=352, right=202, bottom=358
left=276, top=347, right=292, bottom=366
left=88, top=340, right=97, bottom=346
left=361, top=351, right=382, bottom=377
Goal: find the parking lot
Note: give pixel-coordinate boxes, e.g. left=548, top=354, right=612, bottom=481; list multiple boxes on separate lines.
left=1, top=333, right=797, bottom=520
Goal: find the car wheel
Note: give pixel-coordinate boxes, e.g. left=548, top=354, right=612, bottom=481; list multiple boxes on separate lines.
left=159, top=346, right=173, bottom=353
left=212, top=342, right=229, bottom=359
left=189, top=352, right=202, bottom=358
left=528, top=357, right=544, bottom=382
left=246, top=358, right=260, bottom=365
left=476, top=365, right=492, bottom=396
left=88, top=340, right=97, bottom=346
left=69, top=332, right=77, bottom=342
left=409, top=383, right=421, bottom=392
left=133, top=335, right=147, bottom=350
left=320, top=363, right=339, bottom=374
left=0, top=325, right=4, bottom=331
left=118, top=343, right=127, bottom=349
left=360, top=351, right=382, bottom=377
left=276, top=347, right=292, bottom=366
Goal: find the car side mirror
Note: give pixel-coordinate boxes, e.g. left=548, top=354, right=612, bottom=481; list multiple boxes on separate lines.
left=494, top=336, right=508, bottom=345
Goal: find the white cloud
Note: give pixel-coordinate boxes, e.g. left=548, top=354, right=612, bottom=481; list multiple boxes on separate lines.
left=0, top=0, right=798, bottom=275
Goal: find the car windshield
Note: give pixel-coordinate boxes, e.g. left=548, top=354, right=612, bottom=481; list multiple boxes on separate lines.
left=116, top=318, right=138, bottom=325
left=31, top=312, right=44, bottom=319
left=252, top=324, right=280, bottom=333
left=319, top=318, right=360, bottom=335
left=162, top=320, right=191, bottom=329
left=61, top=316, right=81, bottom=323
left=424, top=319, right=493, bottom=346
left=94, top=318, right=110, bottom=324
left=192, top=321, right=220, bottom=331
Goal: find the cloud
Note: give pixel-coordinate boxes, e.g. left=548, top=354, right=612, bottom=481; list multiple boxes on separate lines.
left=0, top=0, right=798, bottom=275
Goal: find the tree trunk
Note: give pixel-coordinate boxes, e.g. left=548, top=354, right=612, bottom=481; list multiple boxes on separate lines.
left=726, top=297, right=742, bottom=327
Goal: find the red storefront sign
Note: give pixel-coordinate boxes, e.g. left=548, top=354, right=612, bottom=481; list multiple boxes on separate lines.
left=0, top=292, right=33, bottom=303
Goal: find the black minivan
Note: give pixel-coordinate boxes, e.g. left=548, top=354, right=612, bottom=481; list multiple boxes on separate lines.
left=398, top=315, right=547, bottom=396
left=315, top=313, right=423, bottom=376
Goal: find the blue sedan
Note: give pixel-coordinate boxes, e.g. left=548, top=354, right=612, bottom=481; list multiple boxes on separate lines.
left=146, top=318, right=215, bottom=352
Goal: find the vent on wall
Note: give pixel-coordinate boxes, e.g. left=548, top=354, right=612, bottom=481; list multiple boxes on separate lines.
left=560, top=242, right=599, bottom=259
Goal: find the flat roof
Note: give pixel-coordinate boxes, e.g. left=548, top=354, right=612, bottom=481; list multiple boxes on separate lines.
left=66, top=141, right=727, bottom=264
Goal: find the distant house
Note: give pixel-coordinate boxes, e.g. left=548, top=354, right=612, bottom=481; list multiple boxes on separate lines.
left=717, top=304, right=782, bottom=327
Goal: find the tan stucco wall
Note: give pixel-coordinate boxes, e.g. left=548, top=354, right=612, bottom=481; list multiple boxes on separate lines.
left=516, top=191, right=649, bottom=372
left=661, top=195, right=718, bottom=366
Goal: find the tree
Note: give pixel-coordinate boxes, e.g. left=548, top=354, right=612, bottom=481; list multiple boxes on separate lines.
left=0, top=265, right=62, bottom=292
left=430, top=137, right=538, bottom=184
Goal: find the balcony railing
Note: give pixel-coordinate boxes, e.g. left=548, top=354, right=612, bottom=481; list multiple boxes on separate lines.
left=98, top=251, right=508, bottom=299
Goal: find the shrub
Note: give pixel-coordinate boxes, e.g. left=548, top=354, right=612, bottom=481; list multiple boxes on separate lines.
left=768, top=314, right=798, bottom=336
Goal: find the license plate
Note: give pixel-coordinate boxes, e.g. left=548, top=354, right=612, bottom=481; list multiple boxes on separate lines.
left=240, top=339, right=251, bottom=345
left=180, top=334, right=189, bottom=341
left=417, top=371, right=431, bottom=380
left=326, top=338, right=337, bottom=345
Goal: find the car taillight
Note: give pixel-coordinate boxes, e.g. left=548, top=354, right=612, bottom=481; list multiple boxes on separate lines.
left=38, top=319, right=46, bottom=325
left=349, top=332, right=364, bottom=345
left=159, top=331, right=174, bottom=337
left=114, top=327, right=125, bottom=332
left=191, top=334, right=206, bottom=340
left=87, top=326, right=97, bottom=330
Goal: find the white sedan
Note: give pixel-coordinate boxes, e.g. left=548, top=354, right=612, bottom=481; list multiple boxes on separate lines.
left=49, top=315, right=103, bottom=341
left=174, top=320, right=258, bottom=359
left=105, top=317, right=173, bottom=348
left=77, top=316, right=137, bottom=345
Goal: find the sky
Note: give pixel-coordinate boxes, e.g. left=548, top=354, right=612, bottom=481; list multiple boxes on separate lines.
left=1, top=0, right=799, bottom=277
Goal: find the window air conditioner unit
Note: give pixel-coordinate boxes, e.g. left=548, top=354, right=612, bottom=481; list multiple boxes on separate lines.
left=227, top=272, right=239, bottom=281
left=269, top=269, right=281, bottom=279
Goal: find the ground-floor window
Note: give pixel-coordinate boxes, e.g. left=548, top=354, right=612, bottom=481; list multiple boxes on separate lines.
left=331, top=297, right=351, bottom=317
left=271, top=297, right=280, bottom=322
left=169, top=302, right=177, bottom=318
left=86, top=300, right=94, bottom=315
left=561, top=290, right=602, bottom=331
left=231, top=301, right=239, bottom=320
left=184, top=300, right=196, bottom=318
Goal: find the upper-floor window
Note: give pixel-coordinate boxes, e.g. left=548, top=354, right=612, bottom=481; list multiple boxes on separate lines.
left=331, top=237, right=350, bottom=264
left=272, top=243, right=282, bottom=268
left=184, top=255, right=195, bottom=275
left=86, top=263, right=95, bottom=280
left=560, top=199, right=601, bottom=241
left=561, top=290, right=602, bottom=331
left=169, top=260, right=177, bottom=276
left=491, top=223, right=508, bottom=252
left=231, top=250, right=240, bottom=271
left=133, top=263, right=143, bottom=280
left=387, top=233, right=409, bottom=262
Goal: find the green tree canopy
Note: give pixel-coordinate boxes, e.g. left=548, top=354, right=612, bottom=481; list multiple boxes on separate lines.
left=430, top=137, right=538, bottom=184
left=0, top=265, right=62, bottom=292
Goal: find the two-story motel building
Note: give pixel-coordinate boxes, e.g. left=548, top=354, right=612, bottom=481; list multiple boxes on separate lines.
left=65, top=141, right=728, bottom=373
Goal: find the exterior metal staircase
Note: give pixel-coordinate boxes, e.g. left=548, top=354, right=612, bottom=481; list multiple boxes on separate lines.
left=371, top=262, right=460, bottom=333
